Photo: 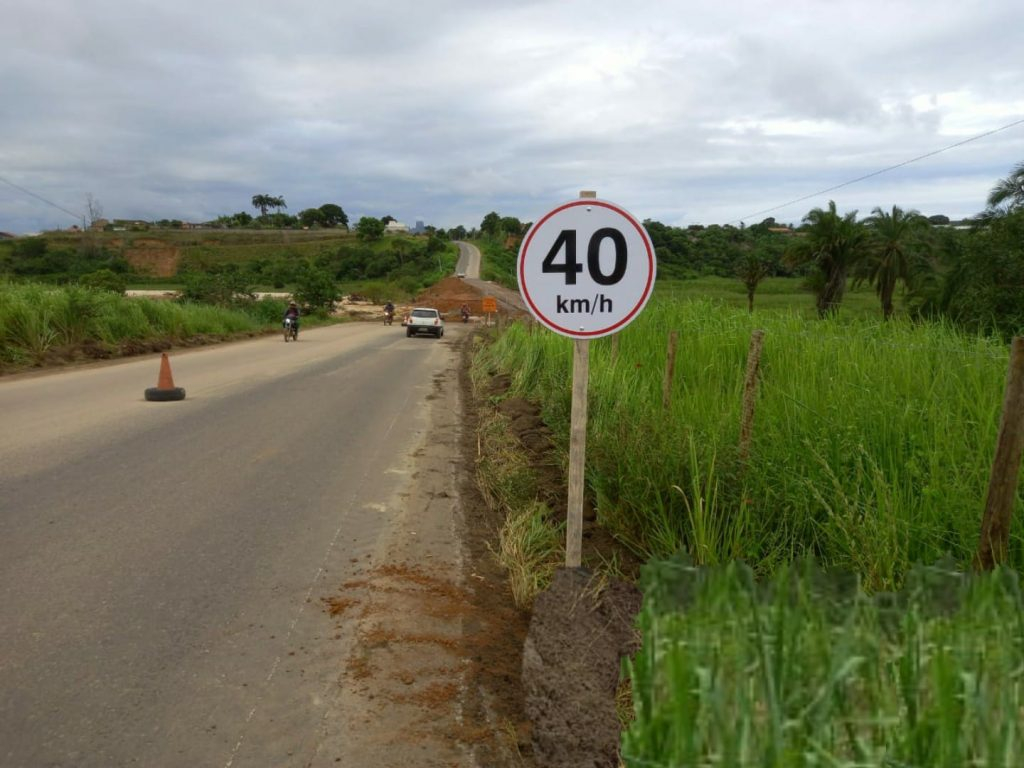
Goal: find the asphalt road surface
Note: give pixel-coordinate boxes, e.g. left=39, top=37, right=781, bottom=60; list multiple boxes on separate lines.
left=453, top=241, right=527, bottom=317
left=0, top=322, right=482, bottom=767
left=453, top=242, right=480, bottom=279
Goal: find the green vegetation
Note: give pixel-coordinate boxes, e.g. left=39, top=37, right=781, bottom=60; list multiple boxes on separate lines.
left=476, top=237, right=519, bottom=289
left=0, top=228, right=458, bottom=300
left=471, top=161, right=1024, bottom=336
left=0, top=234, right=132, bottom=285
left=0, top=282, right=275, bottom=370
left=473, top=399, right=565, bottom=607
left=476, top=264, right=1024, bottom=764
left=475, top=296, right=1020, bottom=586
left=174, top=230, right=456, bottom=294
left=624, top=557, right=1024, bottom=768
left=656, top=276, right=882, bottom=318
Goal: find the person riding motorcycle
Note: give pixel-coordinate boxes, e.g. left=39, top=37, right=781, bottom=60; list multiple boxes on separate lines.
left=283, top=301, right=300, bottom=336
left=460, top=303, right=471, bottom=322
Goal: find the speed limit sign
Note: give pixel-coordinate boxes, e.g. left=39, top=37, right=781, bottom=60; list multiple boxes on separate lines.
left=517, top=199, right=656, bottom=339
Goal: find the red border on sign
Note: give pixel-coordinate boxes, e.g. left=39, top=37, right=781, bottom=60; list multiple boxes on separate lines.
left=518, top=200, right=655, bottom=337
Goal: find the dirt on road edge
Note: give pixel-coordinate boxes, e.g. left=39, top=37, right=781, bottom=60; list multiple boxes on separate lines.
left=463, top=329, right=644, bottom=768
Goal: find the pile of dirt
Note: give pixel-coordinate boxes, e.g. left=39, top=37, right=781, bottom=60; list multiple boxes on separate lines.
left=414, top=277, right=490, bottom=316
left=522, top=569, right=642, bottom=768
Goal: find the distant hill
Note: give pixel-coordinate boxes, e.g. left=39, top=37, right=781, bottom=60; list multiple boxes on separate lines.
left=36, top=228, right=357, bottom=278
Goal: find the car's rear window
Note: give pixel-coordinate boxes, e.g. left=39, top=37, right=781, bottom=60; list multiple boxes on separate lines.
left=411, top=309, right=438, bottom=318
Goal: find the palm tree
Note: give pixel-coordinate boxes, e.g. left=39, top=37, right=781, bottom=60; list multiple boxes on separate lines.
left=785, top=200, right=868, bottom=317
left=251, top=194, right=273, bottom=217
left=270, top=196, right=287, bottom=214
left=735, top=251, right=771, bottom=312
left=857, top=205, right=929, bottom=319
left=985, top=160, right=1024, bottom=215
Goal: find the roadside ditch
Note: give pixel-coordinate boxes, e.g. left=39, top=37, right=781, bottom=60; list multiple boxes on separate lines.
left=461, top=328, right=644, bottom=768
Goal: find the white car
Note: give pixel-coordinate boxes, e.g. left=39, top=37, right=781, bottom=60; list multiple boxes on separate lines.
left=404, top=307, right=445, bottom=338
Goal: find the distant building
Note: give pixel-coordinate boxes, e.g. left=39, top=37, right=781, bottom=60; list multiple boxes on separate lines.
left=384, top=220, right=409, bottom=234
left=412, top=220, right=425, bottom=234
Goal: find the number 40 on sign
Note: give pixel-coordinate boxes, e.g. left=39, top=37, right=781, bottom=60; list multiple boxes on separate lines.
left=517, top=198, right=656, bottom=340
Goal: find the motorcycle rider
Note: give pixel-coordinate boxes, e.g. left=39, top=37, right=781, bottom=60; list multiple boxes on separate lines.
left=283, top=301, right=300, bottom=336
left=384, top=300, right=395, bottom=320
left=460, top=302, right=471, bottom=322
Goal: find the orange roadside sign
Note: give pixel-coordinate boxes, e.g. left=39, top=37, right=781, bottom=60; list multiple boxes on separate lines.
left=481, top=297, right=498, bottom=313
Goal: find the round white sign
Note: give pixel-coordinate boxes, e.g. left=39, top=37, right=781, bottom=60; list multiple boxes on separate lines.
left=517, top=199, right=656, bottom=339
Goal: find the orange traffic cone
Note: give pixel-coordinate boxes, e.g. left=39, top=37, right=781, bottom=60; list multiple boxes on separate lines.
left=144, top=353, right=186, bottom=401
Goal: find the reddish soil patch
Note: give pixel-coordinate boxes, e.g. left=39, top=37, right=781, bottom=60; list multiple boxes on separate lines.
left=116, top=238, right=181, bottom=277
left=413, top=276, right=483, bottom=316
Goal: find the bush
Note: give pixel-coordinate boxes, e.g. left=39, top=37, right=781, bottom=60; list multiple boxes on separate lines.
left=78, top=269, right=127, bottom=294
left=178, top=270, right=255, bottom=309
left=292, top=266, right=340, bottom=314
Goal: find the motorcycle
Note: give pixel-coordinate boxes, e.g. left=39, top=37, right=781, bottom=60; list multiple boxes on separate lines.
left=283, top=316, right=298, bottom=342
left=460, top=307, right=470, bottom=323
left=384, top=309, right=394, bottom=326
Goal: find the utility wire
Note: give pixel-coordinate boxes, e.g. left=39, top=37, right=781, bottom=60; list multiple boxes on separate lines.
left=731, top=116, right=1024, bottom=224
left=0, top=174, right=84, bottom=224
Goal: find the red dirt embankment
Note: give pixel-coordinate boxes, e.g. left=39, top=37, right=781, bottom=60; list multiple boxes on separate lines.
left=414, top=277, right=488, bottom=316
left=115, top=238, right=181, bottom=277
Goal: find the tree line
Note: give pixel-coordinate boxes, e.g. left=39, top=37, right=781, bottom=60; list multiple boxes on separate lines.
left=768, top=161, right=1023, bottom=335
left=474, top=162, right=1024, bottom=337
left=212, top=197, right=351, bottom=230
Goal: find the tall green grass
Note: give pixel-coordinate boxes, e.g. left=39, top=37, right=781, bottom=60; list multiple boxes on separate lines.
left=0, top=282, right=266, bottom=367
left=624, top=557, right=1024, bottom=767
left=475, top=296, right=1020, bottom=587
left=658, top=276, right=884, bottom=319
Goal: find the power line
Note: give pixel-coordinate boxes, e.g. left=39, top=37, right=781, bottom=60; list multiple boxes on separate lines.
left=730, top=116, right=1024, bottom=225
left=0, top=174, right=84, bottom=224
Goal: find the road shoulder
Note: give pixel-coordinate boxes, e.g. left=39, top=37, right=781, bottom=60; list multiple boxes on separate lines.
left=311, top=331, right=533, bottom=767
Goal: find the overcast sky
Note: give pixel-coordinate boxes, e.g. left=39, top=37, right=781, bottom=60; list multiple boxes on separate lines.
left=2, top=0, right=1023, bottom=234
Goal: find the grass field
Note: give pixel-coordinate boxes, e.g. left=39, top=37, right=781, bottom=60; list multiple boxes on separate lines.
left=655, top=275, right=888, bottom=319
left=473, top=284, right=1023, bottom=766
left=0, top=281, right=289, bottom=370
left=624, top=557, right=1024, bottom=768
left=475, top=286, right=1020, bottom=587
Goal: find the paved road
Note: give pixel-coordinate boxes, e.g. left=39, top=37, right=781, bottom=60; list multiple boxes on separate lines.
left=453, top=241, right=481, bottom=279
left=0, top=323, right=473, bottom=767
left=453, top=241, right=527, bottom=316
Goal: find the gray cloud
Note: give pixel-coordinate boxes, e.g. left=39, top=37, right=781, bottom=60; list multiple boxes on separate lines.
left=1, top=0, right=1023, bottom=234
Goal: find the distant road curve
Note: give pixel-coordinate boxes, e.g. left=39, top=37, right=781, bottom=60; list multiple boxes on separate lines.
left=453, top=241, right=526, bottom=316
left=453, top=241, right=481, bottom=279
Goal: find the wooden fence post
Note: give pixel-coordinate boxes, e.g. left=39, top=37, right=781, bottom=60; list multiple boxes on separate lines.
left=739, top=329, right=766, bottom=462
left=974, top=336, right=1024, bottom=571
left=662, top=331, right=679, bottom=411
